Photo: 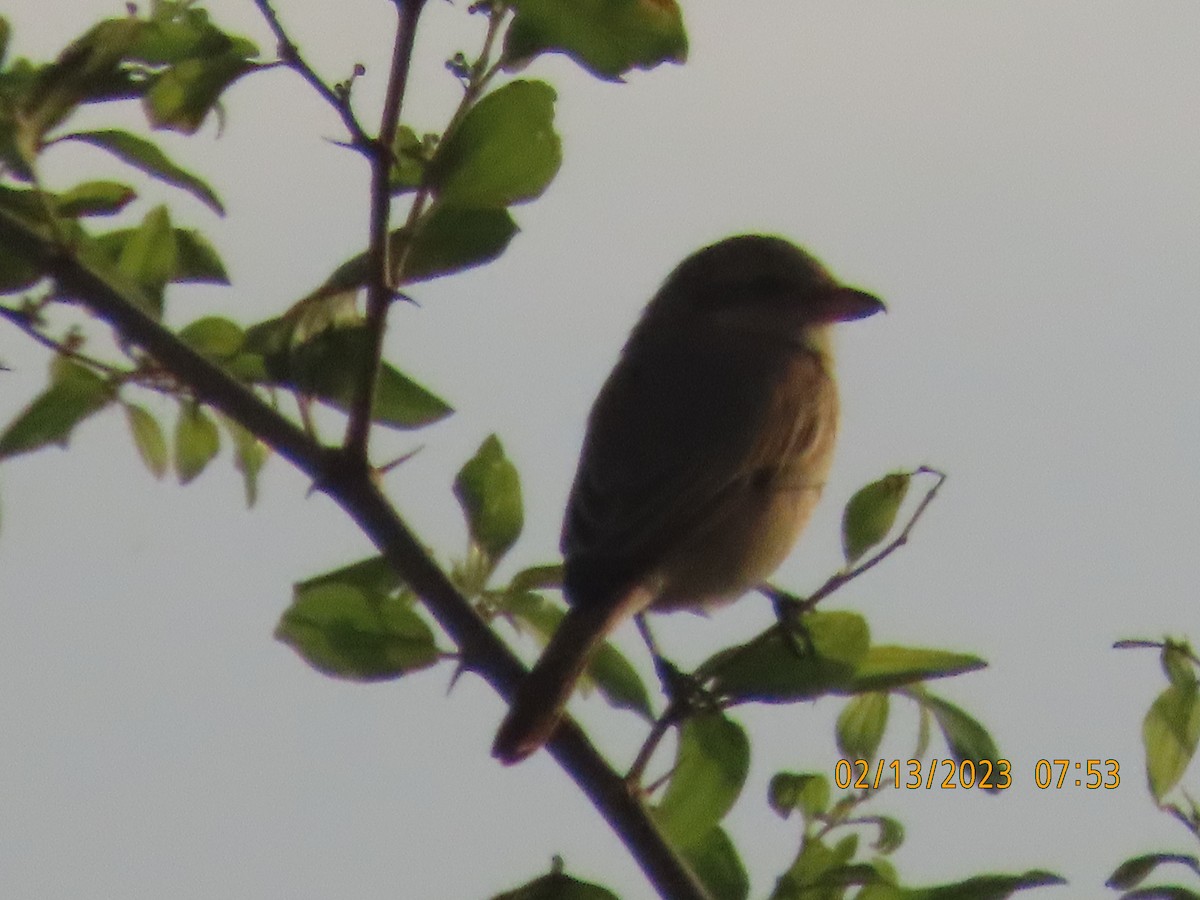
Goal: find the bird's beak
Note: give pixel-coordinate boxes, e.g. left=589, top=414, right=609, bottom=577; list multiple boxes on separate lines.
left=816, top=287, right=886, bottom=323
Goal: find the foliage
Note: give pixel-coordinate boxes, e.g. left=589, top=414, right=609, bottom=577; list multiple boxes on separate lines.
left=1106, top=640, right=1200, bottom=900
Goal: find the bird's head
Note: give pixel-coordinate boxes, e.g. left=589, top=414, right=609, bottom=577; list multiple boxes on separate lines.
left=641, top=235, right=885, bottom=345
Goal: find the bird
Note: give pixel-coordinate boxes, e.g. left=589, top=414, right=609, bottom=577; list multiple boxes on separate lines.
left=492, top=234, right=885, bottom=764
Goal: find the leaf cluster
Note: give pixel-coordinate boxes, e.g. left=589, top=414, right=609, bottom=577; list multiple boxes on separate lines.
left=1107, top=640, right=1200, bottom=900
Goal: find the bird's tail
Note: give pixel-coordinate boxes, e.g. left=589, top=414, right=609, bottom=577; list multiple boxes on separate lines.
left=492, top=586, right=653, bottom=765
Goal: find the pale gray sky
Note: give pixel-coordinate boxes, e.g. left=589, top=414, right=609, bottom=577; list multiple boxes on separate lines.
left=1, top=2, right=1198, bottom=898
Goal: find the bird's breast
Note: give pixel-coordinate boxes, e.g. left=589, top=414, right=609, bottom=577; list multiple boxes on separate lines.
left=651, top=350, right=840, bottom=611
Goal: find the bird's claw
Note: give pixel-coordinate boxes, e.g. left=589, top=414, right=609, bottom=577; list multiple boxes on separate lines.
left=764, top=585, right=814, bottom=658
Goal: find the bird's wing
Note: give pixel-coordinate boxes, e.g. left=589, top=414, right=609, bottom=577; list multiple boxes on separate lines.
left=561, top=333, right=833, bottom=606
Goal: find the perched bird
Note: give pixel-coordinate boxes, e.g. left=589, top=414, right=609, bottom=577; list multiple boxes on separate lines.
left=493, top=235, right=885, bottom=764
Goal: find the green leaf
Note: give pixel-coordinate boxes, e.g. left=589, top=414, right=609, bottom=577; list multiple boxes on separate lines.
left=258, top=325, right=453, bottom=430
left=499, top=589, right=563, bottom=642
left=129, top=1, right=258, bottom=66
left=144, top=52, right=256, bottom=134
left=1112, top=888, right=1200, bottom=900
left=297, top=556, right=403, bottom=599
left=853, top=882, right=917, bottom=900
left=389, top=125, right=428, bottom=194
left=402, top=204, right=518, bottom=283
left=310, top=245, right=384, bottom=299
left=673, top=825, right=749, bottom=900
left=849, top=645, right=988, bottom=692
left=242, top=293, right=358, bottom=357
left=837, top=692, right=890, bottom=760
left=316, top=207, right=518, bottom=297
left=0, top=80, right=33, bottom=180
left=429, top=80, right=561, bottom=207
left=1143, top=679, right=1200, bottom=801
left=454, top=435, right=524, bottom=561
left=1107, top=854, right=1200, bottom=890
left=505, top=0, right=688, bottom=80
left=92, top=209, right=226, bottom=309
left=113, top=205, right=177, bottom=314
left=178, top=316, right=244, bottom=358
left=914, top=692, right=1003, bottom=780
left=771, top=833, right=865, bottom=900
left=55, top=180, right=136, bottom=217
left=842, top=472, right=910, bottom=566
left=347, top=337, right=456, bottom=429
left=173, top=228, right=229, bottom=283
left=0, top=360, right=111, bottom=458
left=123, top=402, right=168, bottom=478
left=704, top=611, right=870, bottom=703
left=222, top=414, right=268, bottom=507
left=63, top=130, right=224, bottom=214
left=1162, top=639, right=1199, bottom=689
left=310, top=245, right=380, bottom=299
left=173, top=400, right=219, bottom=484
left=654, top=713, right=749, bottom=846
left=587, top=636, right=653, bottom=720
left=27, top=17, right=145, bottom=137
left=495, top=590, right=649, bottom=716
left=276, top=582, right=438, bottom=681
left=767, top=772, right=829, bottom=821
left=905, top=869, right=1065, bottom=898
left=507, top=563, right=563, bottom=593
left=0, top=236, right=42, bottom=292
left=0, top=184, right=49, bottom=219
left=872, top=816, right=905, bottom=855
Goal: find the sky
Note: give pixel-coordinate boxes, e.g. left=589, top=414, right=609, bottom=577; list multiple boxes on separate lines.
left=1, top=1, right=1199, bottom=898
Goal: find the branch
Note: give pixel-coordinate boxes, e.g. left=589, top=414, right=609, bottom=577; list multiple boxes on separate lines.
left=0, top=209, right=710, bottom=900
left=334, top=468, right=713, bottom=900
left=343, top=0, right=427, bottom=461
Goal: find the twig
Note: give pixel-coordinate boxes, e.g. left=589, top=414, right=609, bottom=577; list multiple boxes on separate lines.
left=0, top=304, right=128, bottom=378
left=630, top=468, right=948, bottom=776
left=1164, top=802, right=1200, bottom=842
left=251, top=0, right=371, bottom=149
left=343, top=0, right=427, bottom=461
left=390, top=3, right=508, bottom=277
left=626, top=700, right=687, bottom=790
left=732, top=467, right=946, bottom=664
left=793, top=465, right=948, bottom=613
left=1114, top=638, right=1200, bottom=668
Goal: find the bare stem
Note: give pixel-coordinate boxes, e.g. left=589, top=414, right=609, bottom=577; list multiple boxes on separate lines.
left=0, top=304, right=128, bottom=378
left=625, top=701, right=684, bottom=789
left=251, top=0, right=370, bottom=148
left=343, top=0, right=427, bottom=461
left=392, top=3, right=508, bottom=266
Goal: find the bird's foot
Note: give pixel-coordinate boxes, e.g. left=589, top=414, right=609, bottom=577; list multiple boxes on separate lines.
left=763, top=585, right=815, bottom=658
left=654, top=656, right=716, bottom=717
